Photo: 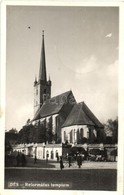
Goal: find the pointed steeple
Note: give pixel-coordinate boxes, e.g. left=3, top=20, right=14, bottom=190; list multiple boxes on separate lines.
left=34, top=31, right=52, bottom=115
left=39, top=30, right=47, bottom=81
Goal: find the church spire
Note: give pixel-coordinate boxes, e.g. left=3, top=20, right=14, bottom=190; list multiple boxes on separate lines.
left=34, top=31, right=52, bottom=115
left=39, top=30, right=47, bottom=81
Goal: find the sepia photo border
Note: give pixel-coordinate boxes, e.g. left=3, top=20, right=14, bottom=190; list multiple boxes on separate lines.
left=0, top=0, right=124, bottom=195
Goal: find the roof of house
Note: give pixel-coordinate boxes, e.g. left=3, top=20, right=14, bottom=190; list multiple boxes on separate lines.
left=33, top=90, right=74, bottom=120
left=62, top=102, right=103, bottom=128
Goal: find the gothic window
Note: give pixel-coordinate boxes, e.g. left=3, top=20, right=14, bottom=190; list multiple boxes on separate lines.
left=70, top=130, right=73, bottom=143
left=77, top=129, right=80, bottom=143
left=80, top=128, right=83, bottom=138
left=74, top=129, right=76, bottom=142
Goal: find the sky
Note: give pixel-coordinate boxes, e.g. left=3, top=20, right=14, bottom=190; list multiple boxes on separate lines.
left=6, top=6, right=119, bottom=131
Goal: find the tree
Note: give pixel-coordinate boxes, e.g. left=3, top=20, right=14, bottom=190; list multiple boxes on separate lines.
left=37, top=123, right=46, bottom=143
left=5, top=129, right=18, bottom=146
left=8, top=128, right=18, bottom=134
left=18, top=125, right=31, bottom=143
left=104, top=117, right=118, bottom=144
left=5, top=139, right=12, bottom=153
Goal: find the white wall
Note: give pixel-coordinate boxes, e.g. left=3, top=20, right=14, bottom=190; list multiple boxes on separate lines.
left=44, top=146, right=62, bottom=160
left=61, top=125, right=90, bottom=144
left=13, top=143, right=62, bottom=160
left=35, top=144, right=62, bottom=160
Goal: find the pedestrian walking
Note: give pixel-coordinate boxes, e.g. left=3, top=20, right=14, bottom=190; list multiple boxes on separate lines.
left=77, top=153, right=82, bottom=168
left=68, top=154, right=72, bottom=167
left=56, top=152, right=59, bottom=162
left=60, top=156, right=64, bottom=170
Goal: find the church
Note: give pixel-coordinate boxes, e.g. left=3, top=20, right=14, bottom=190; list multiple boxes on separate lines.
left=14, top=31, right=104, bottom=160
left=32, top=31, right=103, bottom=145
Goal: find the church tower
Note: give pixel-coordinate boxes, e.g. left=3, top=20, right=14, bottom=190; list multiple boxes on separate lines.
left=34, top=31, right=52, bottom=115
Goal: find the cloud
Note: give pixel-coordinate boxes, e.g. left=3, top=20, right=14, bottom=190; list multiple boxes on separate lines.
left=75, top=55, right=100, bottom=78
left=74, top=56, right=118, bottom=123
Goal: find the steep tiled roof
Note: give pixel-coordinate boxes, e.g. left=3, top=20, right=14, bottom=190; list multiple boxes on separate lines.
left=62, top=102, right=103, bottom=128
left=33, top=90, right=74, bottom=120
left=62, top=103, right=95, bottom=127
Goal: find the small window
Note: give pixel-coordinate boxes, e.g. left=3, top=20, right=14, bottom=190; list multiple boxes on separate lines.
left=80, top=128, right=83, bottom=138
left=64, top=131, right=66, bottom=141
left=36, top=89, right=38, bottom=95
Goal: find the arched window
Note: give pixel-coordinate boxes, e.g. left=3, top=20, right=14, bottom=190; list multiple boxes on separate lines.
left=74, top=129, right=76, bottom=142
left=87, top=131, right=89, bottom=139
left=80, top=128, right=83, bottom=138
left=70, top=130, right=73, bottom=143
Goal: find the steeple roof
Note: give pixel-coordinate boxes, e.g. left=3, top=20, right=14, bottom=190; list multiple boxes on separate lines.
left=39, top=30, right=47, bottom=81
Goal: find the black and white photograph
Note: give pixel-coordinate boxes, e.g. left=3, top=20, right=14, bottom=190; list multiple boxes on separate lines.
left=1, top=1, right=124, bottom=194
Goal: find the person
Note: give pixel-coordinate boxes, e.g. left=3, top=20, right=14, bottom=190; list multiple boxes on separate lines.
left=77, top=153, right=82, bottom=168
left=56, top=152, right=59, bottom=162
left=57, top=155, right=59, bottom=162
left=60, top=156, right=64, bottom=170
left=68, top=154, right=72, bottom=167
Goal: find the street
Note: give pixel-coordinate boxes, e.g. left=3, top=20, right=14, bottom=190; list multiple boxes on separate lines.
left=5, top=168, right=117, bottom=191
